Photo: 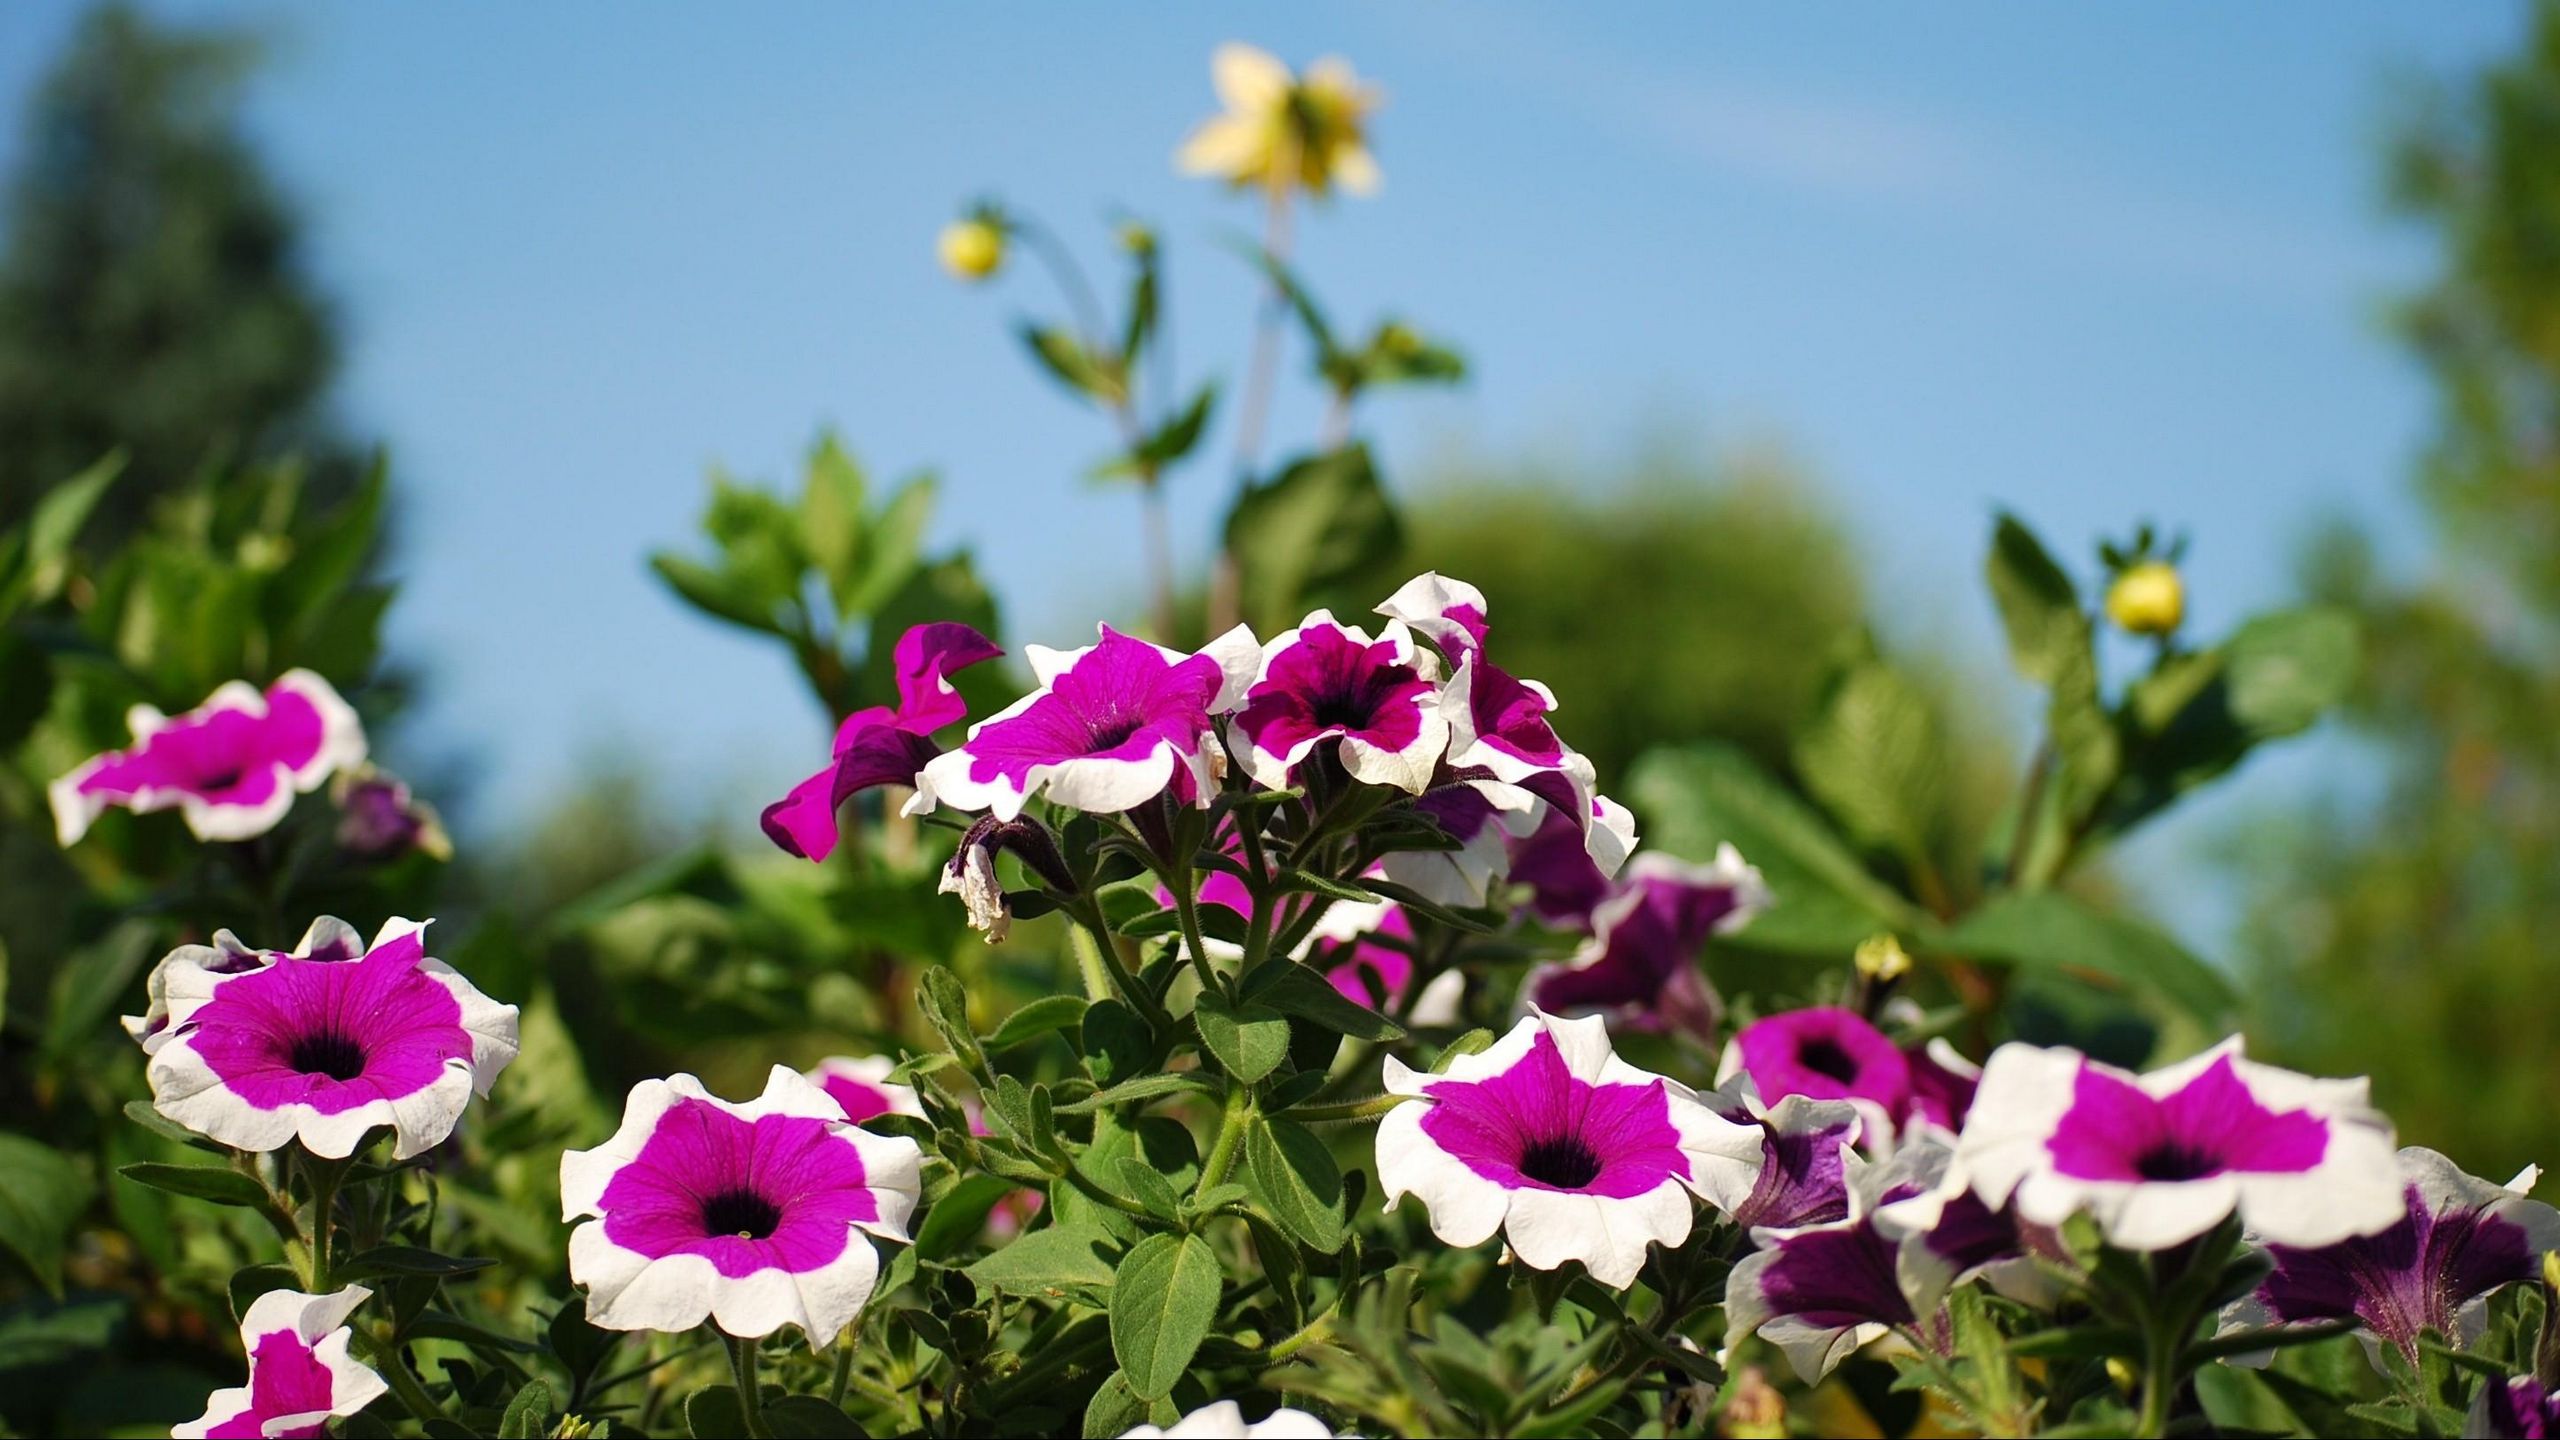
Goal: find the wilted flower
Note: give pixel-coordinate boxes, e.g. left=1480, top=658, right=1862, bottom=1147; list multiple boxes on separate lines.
left=1229, top=610, right=1446, bottom=793
left=1958, top=1038, right=2403, bottom=1251
left=2105, top=559, right=2184, bottom=635
left=146, top=917, right=519, bottom=1159
left=51, top=669, right=366, bottom=846
left=1120, top=1399, right=1338, bottom=1438
left=1175, top=43, right=1381, bottom=198
left=940, top=814, right=1077, bottom=944
left=1524, top=846, right=1766, bottom=1037
left=332, top=765, right=451, bottom=862
left=804, top=1055, right=925, bottom=1126
left=938, top=216, right=1006, bottom=281
left=173, top=1285, right=386, bottom=1440
left=562, top=1067, right=922, bottom=1345
left=2225, top=1147, right=2560, bottom=1367
left=918, top=624, right=1256, bottom=821
left=766, top=622, right=1003, bottom=861
left=1376, top=1009, right=1762, bottom=1288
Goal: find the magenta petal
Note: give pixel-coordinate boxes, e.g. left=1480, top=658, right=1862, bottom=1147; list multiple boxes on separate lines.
left=762, top=767, right=847, bottom=861
left=890, top=623, right=1004, bottom=732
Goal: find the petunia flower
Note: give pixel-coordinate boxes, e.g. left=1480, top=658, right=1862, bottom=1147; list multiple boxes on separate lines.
left=146, top=918, right=519, bottom=1159
left=124, top=916, right=369, bottom=1054
left=331, top=765, right=452, bottom=863
left=1376, top=1009, right=1763, bottom=1288
left=51, top=669, right=366, bottom=846
left=1957, top=1038, right=2404, bottom=1251
left=1694, top=1077, right=1864, bottom=1231
left=1175, top=43, right=1381, bottom=199
left=1724, top=1136, right=2028, bottom=1383
left=1228, top=611, right=1446, bottom=793
left=918, top=625, right=1257, bottom=822
left=173, top=1285, right=386, bottom=1440
left=764, top=622, right=1003, bottom=861
left=1720, top=1007, right=1914, bottom=1133
left=1121, top=1398, right=1340, bottom=1438
left=938, top=814, right=1076, bottom=944
left=1376, top=784, right=1511, bottom=908
left=804, top=1056, right=926, bottom=1127
left=2223, top=1147, right=2560, bottom=1368
left=2471, top=1376, right=2560, bottom=1439
left=1304, top=895, right=1463, bottom=1025
left=562, top=1066, right=922, bottom=1346
left=1524, top=847, right=1767, bottom=1038
left=1504, top=802, right=1619, bottom=927
left=1904, top=1038, right=1982, bottom=1135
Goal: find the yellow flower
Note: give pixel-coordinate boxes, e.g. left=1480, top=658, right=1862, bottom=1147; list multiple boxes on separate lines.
left=1176, top=43, right=1381, bottom=198
left=1855, top=932, right=1913, bottom=983
left=937, top=218, right=1006, bottom=282
left=2105, top=559, right=2185, bottom=635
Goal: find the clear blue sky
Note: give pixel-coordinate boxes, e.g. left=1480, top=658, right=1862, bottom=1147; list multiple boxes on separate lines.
left=0, top=3, right=2523, bottom=948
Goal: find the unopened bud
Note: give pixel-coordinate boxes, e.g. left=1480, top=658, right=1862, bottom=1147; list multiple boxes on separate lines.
left=937, top=218, right=1006, bottom=282
left=2106, top=560, right=2184, bottom=635
left=1117, top=220, right=1158, bottom=256
left=2105, top=1356, right=2138, bottom=1393
left=331, top=766, right=452, bottom=864
left=1855, top=932, right=1912, bottom=983
left=1719, top=1365, right=1787, bottom=1439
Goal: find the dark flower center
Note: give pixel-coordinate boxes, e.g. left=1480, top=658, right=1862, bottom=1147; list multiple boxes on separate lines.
left=1086, top=714, right=1146, bottom=752
left=287, top=1029, right=368, bottom=1082
left=1797, top=1037, right=1861, bottom=1084
left=2133, top=1142, right=2224, bottom=1182
left=699, top=1188, right=783, bottom=1241
left=198, top=767, right=245, bottom=792
left=1518, top=1134, right=1604, bottom=1189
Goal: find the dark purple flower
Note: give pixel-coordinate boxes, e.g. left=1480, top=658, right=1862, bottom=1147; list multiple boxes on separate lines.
left=52, top=669, right=366, bottom=845
left=1526, top=848, right=1767, bottom=1035
left=1905, top=1038, right=1981, bottom=1133
left=1229, top=610, right=1448, bottom=792
left=1724, top=1139, right=1960, bottom=1381
left=2230, top=1147, right=2560, bottom=1367
left=1697, top=1082, right=1863, bottom=1231
left=765, top=622, right=1003, bottom=861
left=1725, top=1007, right=1914, bottom=1117
left=918, top=624, right=1257, bottom=821
left=2471, top=1376, right=2560, bottom=1439
left=332, top=766, right=451, bottom=863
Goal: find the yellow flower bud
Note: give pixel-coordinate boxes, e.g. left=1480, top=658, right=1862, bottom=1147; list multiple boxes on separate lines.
left=2543, top=1249, right=2560, bottom=1292
left=1855, top=932, right=1913, bottom=983
left=2106, top=1356, right=2138, bottom=1393
left=937, top=219, right=1005, bottom=282
left=2106, top=560, right=2184, bottom=635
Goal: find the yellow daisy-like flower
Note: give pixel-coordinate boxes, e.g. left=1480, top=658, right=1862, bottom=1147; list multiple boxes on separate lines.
left=1176, top=43, right=1381, bottom=199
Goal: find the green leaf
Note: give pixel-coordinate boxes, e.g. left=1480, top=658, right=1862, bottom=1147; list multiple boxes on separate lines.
left=1082, top=1372, right=1151, bottom=1440
left=965, top=1221, right=1120, bottom=1297
left=1243, top=1116, right=1346, bottom=1252
left=917, top=966, right=988, bottom=1076
left=1109, top=1232, right=1222, bottom=1399
left=1986, top=512, right=2085, bottom=685
left=22, top=452, right=123, bottom=602
left=1628, top=742, right=1921, bottom=955
left=1115, top=1159, right=1184, bottom=1221
left=1019, top=324, right=1121, bottom=403
left=649, top=552, right=778, bottom=633
left=2224, top=607, right=2359, bottom=733
left=1095, top=385, right=1219, bottom=482
left=121, top=1100, right=218, bottom=1152
left=1191, top=991, right=1290, bottom=1083
left=338, top=1245, right=495, bottom=1281
left=1256, top=962, right=1406, bottom=1042
left=842, top=474, right=937, bottom=619
left=764, top=1394, right=864, bottom=1438
left=800, top=433, right=867, bottom=610
left=687, top=1385, right=748, bottom=1439
left=914, top=1173, right=1019, bottom=1261
left=0, top=1135, right=89, bottom=1296
left=1222, top=445, right=1404, bottom=634
left=1080, top=997, right=1153, bottom=1087
left=984, top=995, right=1089, bottom=1052
left=117, top=1162, right=280, bottom=1215
left=1791, top=646, right=1947, bottom=861
left=1939, top=889, right=2235, bottom=1023
left=1056, top=1072, right=1215, bottom=1115
left=499, top=1379, right=553, bottom=1439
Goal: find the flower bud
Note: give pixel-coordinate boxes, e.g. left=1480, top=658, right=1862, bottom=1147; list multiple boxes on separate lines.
left=1854, top=932, right=1912, bottom=984
left=331, top=766, right=451, bottom=864
left=2106, top=560, right=2184, bottom=635
left=937, top=218, right=1005, bottom=282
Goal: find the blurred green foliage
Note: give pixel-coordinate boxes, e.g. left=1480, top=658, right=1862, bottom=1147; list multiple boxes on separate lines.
left=2243, top=0, right=2560, bottom=1179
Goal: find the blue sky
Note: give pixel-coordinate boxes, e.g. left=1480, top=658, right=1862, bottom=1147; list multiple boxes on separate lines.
left=0, top=3, right=2522, bottom=949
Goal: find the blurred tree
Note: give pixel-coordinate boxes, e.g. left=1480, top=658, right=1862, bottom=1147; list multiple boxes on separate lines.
left=0, top=4, right=350, bottom=526
left=2243, top=2, right=2560, bottom=1177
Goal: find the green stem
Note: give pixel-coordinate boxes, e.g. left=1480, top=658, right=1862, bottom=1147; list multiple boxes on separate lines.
left=1291, top=1092, right=1407, bottom=1125
left=728, top=1333, right=775, bottom=1439
left=828, top=1329, right=855, bottom=1409
left=1168, top=859, right=1226, bottom=997
left=2135, top=1319, right=2179, bottom=1440
left=357, top=1330, right=446, bottom=1424
left=1195, top=1084, right=1253, bottom=1198
left=1069, top=899, right=1171, bottom=1033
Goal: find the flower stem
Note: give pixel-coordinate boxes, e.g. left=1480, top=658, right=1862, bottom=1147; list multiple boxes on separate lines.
left=356, top=1329, right=446, bottom=1424
left=1195, top=1084, right=1253, bottom=1199
left=1291, top=1092, right=1407, bottom=1125
left=1069, top=899, right=1172, bottom=1034
left=2135, top=1319, right=2179, bottom=1440
left=727, top=1333, right=775, bottom=1439
left=828, top=1329, right=855, bottom=1409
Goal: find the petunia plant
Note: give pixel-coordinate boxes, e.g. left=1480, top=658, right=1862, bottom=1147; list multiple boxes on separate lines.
left=5, top=38, right=2558, bottom=1440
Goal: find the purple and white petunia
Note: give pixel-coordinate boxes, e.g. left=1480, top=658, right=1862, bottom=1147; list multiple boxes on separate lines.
left=331, top=766, right=452, bottom=863
left=1694, top=1077, right=1864, bottom=1231
left=2223, top=1147, right=2560, bottom=1367
left=124, top=916, right=369, bottom=1054
left=1376, top=785, right=1513, bottom=908
left=1229, top=610, right=1446, bottom=793
left=1958, top=1038, right=2404, bottom=1251
left=1720, top=1006, right=1913, bottom=1135
left=51, top=669, right=365, bottom=846
left=562, top=1066, right=922, bottom=1345
left=1723, top=1136, right=2037, bottom=1382
left=146, top=918, right=518, bottom=1159
left=1524, top=847, right=1767, bottom=1037
left=1304, top=895, right=1464, bottom=1025
left=1119, top=1400, right=1339, bottom=1438
left=1376, top=1009, right=1763, bottom=1288
left=918, top=624, right=1257, bottom=821
left=2471, top=1376, right=2560, bottom=1439
left=172, top=1284, right=386, bottom=1440
left=765, top=622, right=1003, bottom=861
left=804, top=1055, right=927, bottom=1127
left=1904, top=1037, right=1982, bottom=1135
